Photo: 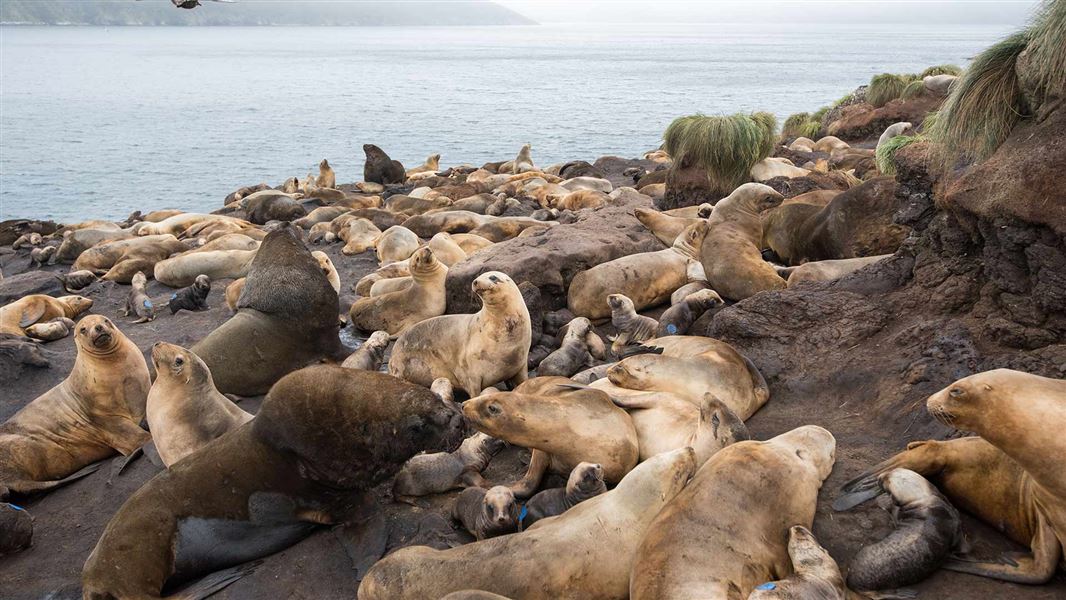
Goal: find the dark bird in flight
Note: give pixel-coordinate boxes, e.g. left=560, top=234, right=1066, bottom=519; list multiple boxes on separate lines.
left=169, top=0, right=234, bottom=9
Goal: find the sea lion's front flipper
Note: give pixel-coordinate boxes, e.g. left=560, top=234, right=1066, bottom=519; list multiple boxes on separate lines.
left=167, top=560, right=261, bottom=600
left=18, top=304, right=46, bottom=329
left=942, top=519, right=1061, bottom=584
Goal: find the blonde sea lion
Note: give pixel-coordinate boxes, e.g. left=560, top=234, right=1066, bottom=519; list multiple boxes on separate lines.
left=389, top=271, right=530, bottom=397
left=146, top=343, right=253, bottom=468
left=359, top=448, right=696, bottom=600
left=552, top=189, right=610, bottom=211
left=153, top=247, right=257, bottom=288
left=134, top=213, right=251, bottom=237
left=30, top=245, right=56, bottom=267
left=11, top=232, right=43, bottom=250
left=607, top=294, right=658, bottom=354
left=223, top=278, right=245, bottom=313
left=393, top=432, right=507, bottom=500
left=656, top=288, right=723, bottom=337
left=376, top=225, right=420, bottom=265
left=876, top=122, right=915, bottom=153
left=24, top=316, right=75, bottom=342
left=401, top=210, right=491, bottom=237
left=787, top=137, right=816, bottom=152
left=750, top=157, right=811, bottom=181
left=536, top=317, right=606, bottom=377
left=633, top=207, right=702, bottom=246
left=700, top=182, right=786, bottom=301
left=0, top=294, right=93, bottom=336
left=341, top=218, right=383, bottom=256
left=923, top=74, right=957, bottom=96
left=350, top=246, right=447, bottom=337
left=568, top=221, right=708, bottom=320
left=311, top=250, right=340, bottom=293
left=629, top=426, right=836, bottom=599
left=748, top=526, right=847, bottom=600
left=453, top=485, right=520, bottom=540
left=427, top=232, right=468, bottom=266
left=124, top=271, right=156, bottom=323
left=463, top=377, right=639, bottom=498
left=316, top=158, right=336, bottom=189
left=0, top=315, right=150, bottom=498
left=355, top=262, right=411, bottom=296
left=341, top=330, right=390, bottom=371
left=293, top=206, right=350, bottom=229
left=406, top=153, right=442, bottom=177
left=813, top=136, right=849, bottom=153
left=55, top=226, right=133, bottom=264
left=468, top=217, right=555, bottom=243
left=778, top=254, right=891, bottom=286
left=669, top=280, right=712, bottom=305
left=521, top=462, right=606, bottom=529
left=505, top=144, right=534, bottom=174
left=73, top=234, right=190, bottom=283
left=369, top=276, right=413, bottom=297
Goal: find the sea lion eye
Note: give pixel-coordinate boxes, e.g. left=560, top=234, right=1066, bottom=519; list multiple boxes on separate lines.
left=79, top=328, right=86, bottom=334
left=949, top=387, right=964, bottom=397
left=487, top=404, right=502, bottom=416
left=174, top=357, right=184, bottom=367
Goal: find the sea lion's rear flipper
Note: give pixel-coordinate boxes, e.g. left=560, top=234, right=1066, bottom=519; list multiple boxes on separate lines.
left=616, top=344, right=665, bottom=359
left=167, top=560, right=261, bottom=600
left=861, top=589, right=918, bottom=600
left=3, top=461, right=102, bottom=497
left=832, top=475, right=884, bottom=512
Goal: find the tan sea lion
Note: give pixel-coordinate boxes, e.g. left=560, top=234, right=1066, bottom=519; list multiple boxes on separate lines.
left=316, top=158, right=336, bottom=189
left=700, top=182, right=786, bottom=301
left=191, top=225, right=344, bottom=396
left=778, top=254, right=891, bottom=286
left=223, top=278, right=245, bottom=313
left=427, top=232, right=468, bottom=266
left=521, top=462, right=606, bottom=529
left=468, top=217, right=555, bottom=243
left=293, top=205, right=350, bottom=229
left=341, top=330, right=390, bottom=371
left=358, top=448, right=696, bottom=600
left=389, top=271, right=530, bottom=397
left=552, top=189, right=610, bottom=211
left=55, top=269, right=99, bottom=292
left=747, top=526, right=847, bottom=600
left=349, top=246, right=447, bottom=337
left=0, top=315, right=150, bottom=498
left=82, top=367, right=465, bottom=599
left=146, top=343, right=253, bottom=468
left=607, top=294, right=659, bottom=354
left=393, top=432, right=507, bottom=500
left=134, top=213, right=251, bottom=237
left=73, top=234, right=190, bottom=283
left=536, top=317, right=606, bottom=377
left=376, top=225, right=420, bottom=265
left=406, top=153, right=442, bottom=177
left=633, top=207, right=703, bottom=246
left=124, top=271, right=156, bottom=323
left=401, top=210, right=491, bottom=237
left=813, top=136, right=849, bottom=153
left=506, top=144, right=534, bottom=174
left=568, top=221, right=708, bottom=320
left=453, top=485, right=520, bottom=540
left=787, top=137, right=816, bottom=152
left=23, top=316, right=75, bottom=342
left=0, top=294, right=93, bottom=336
left=629, top=426, right=836, bottom=599
left=369, top=276, right=413, bottom=297
left=463, top=377, right=639, bottom=498
left=311, top=250, right=340, bottom=292
left=656, top=288, right=723, bottom=337
left=153, top=247, right=257, bottom=288
left=341, top=218, right=383, bottom=255
left=355, top=262, right=411, bottom=296
left=11, top=232, right=43, bottom=250
left=55, top=226, right=133, bottom=264
left=876, top=121, right=914, bottom=153
left=29, top=245, right=56, bottom=267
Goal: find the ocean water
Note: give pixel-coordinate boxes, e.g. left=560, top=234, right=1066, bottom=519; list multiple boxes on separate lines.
left=1, top=23, right=1013, bottom=222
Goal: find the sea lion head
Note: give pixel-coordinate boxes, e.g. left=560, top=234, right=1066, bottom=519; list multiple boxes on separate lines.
left=75, top=315, right=120, bottom=354
left=483, top=486, right=519, bottom=528
left=408, top=246, right=441, bottom=276
left=697, top=203, right=714, bottom=218
left=60, top=295, right=94, bottom=317
left=878, top=468, right=939, bottom=508
left=776, top=425, right=836, bottom=480
left=462, top=386, right=585, bottom=446
left=131, top=271, right=147, bottom=288
left=365, top=330, right=391, bottom=352
left=702, top=394, right=750, bottom=444
left=428, top=153, right=441, bottom=167
left=363, top=144, right=385, bottom=160
left=785, top=525, right=837, bottom=578
left=320, top=158, right=330, bottom=170
left=192, top=274, right=211, bottom=292
left=471, top=271, right=517, bottom=307
left=606, top=359, right=643, bottom=389
left=568, top=462, right=605, bottom=495
left=672, top=220, right=710, bottom=257
left=688, top=289, right=724, bottom=311
left=927, top=371, right=1001, bottom=431
left=151, top=342, right=208, bottom=386
left=606, top=293, right=635, bottom=315
left=727, top=182, right=784, bottom=214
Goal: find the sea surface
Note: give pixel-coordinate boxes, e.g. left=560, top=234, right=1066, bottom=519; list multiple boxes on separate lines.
left=1, top=23, right=1014, bottom=222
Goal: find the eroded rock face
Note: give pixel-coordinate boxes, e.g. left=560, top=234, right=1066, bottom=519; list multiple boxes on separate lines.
left=444, top=193, right=662, bottom=313
left=827, top=95, right=943, bottom=144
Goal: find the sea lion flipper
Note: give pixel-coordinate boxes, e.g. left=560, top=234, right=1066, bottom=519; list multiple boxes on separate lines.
left=17, top=304, right=46, bottom=329
left=168, top=560, right=261, bottom=600
left=831, top=486, right=883, bottom=512
left=861, top=590, right=918, bottom=600
left=2, top=461, right=103, bottom=497
left=616, top=344, right=665, bottom=359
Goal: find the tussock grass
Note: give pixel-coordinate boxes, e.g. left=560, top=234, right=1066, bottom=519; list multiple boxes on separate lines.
left=663, top=112, right=778, bottom=193
left=902, top=79, right=926, bottom=99
left=1025, top=0, right=1066, bottom=103
left=921, top=64, right=963, bottom=78
left=876, top=135, right=921, bottom=175
left=783, top=112, right=823, bottom=141
left=867, top=73, right=908, bottom=108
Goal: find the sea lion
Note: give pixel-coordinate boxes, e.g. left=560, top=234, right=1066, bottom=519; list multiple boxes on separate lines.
left=293, top=206, right=350, bottom=229
left=342, top=218, right=383, bottom=256
left=535, top=317, right=606, bottom=377
left=167, top=274, right=211, bottom=314
left=0, top=294, right=93, bottom=336
left=463, top=377, right=639, bottom=498
left=655, top=288, right=723, bottom=337
left=568, top=221, right=708, bottom=320
left=813, top=136, right=849, bottom=153
left=376, top=225, right=421, bottom=265
left=669, top=280, right=712, bottom=305
left=316, top=158, right=336, bottom=189
left=401, top=210, right=491, bottom=237
left=55, top=269, right=98, bottom=292
left=750, top=157, right=810, bottom=181
left=0, top=315, right=150, bottom=498
left=224, top=183, right=270, bottom=206
left=73, top=234, right=190, bottom=283
left=146, top=343, right=253, bottom=468
left=355, top=262, right=411, bottom=296
left=349, top=246, right=447, bottom=337
left=453, top=485, right=520, bottom=540
left=387, top=193, right=453, bottom=215
left=242, top=190, right=307, bottom=224
left=629, top=426, right=836, bottom=599
left=124, top=271, right=156, bottom=323
left=389, top=271, right=530, bottom=397
left=223, top=278, right=244, bottom=313
left=134, top=213, right=250, bottom=237
left=700, top=182, right=786, bottom=301
left=342, top=330, right=390, bottom=371
left=505, top=144, right=534, bottom=174
left=748, top=526, right=847, bottom=600
left=364, top=144, right=406, bottom=185
left=393, top=432, right=507, bottom=500
left=359, top=448, right=696, bottom=600
left=552, top=189, right=610, bottom=211
left=11, top=232, right=42, bottom=250
left=426, top=232, right=468, bottom=266
left=24, top=316, right=75, bottom=342
left=788, top=137, right=816, bottom=152
left=82, top=367, right=465, bottom=599
left=191, top=225, right=343, bottom=396
left=633, top=207, right=703, bottom=246
left=278, top=176, right=299, bottom=194
left=521, top=462, right=606, bottom=529
left=607, top=294, right=659, bottom=354
left=842, top=468, right=962, bottom=593
left=153, top=247, right=257, bottom=288
left=29, top=244, right=56, bottom=267
left=876, top=122, right=914, bottom=153
left=406, top=153, right=442, bottom=177
left=311, top=251, right=341, bottom=293
left=369, top=276, right=413, bottom=297
left=468, top=218, right=553, bottom=243
left=923, top=74, right=957, bottom=96
left=778, top=254, right=891, bottom=286
left=0, top=502, right=33, bottom=555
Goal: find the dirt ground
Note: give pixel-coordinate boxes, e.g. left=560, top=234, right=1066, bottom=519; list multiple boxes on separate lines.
left=1, top=224, right=1064, bottom=599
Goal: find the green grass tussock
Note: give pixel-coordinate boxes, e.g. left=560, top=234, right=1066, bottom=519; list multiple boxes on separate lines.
left=1025, top=0, right=1066, bottom=103
left=876, top=135, right=921, bottom=175
left=921, top=64, right=963, bottom=78
left=902, top=79, right=926, bottom=99
left=782, top=112, right=822, bottom=141
left=867, top=73, right=908, bottom=108
left=663, top=112, right=778, bottom=193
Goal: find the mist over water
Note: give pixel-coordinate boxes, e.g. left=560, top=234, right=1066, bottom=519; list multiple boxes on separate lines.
left=1, top=23, right=1012, bottom=222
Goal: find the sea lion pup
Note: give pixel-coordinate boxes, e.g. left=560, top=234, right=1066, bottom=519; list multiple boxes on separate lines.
left=812, top=135, right=849, bottom=153
left=389, top=271, right=530, bottom=397
left=223, top=278, right=244, bottom=313
left=393, top=432, right=506, bottom=500
left=0, top=315, right=150, bottom=498
left=124, top=271, right=156, bottom=323
left=876, top=122, right=914, bottom=153
left=30, top=244, right=56, bottom=267
left=750, top=157, right=811, bottom=182
left=342, top=330, right=390, bottom=371
left=700, top=182, right=786, bottom=301
left=153, top=247, right=257, bottom=288
left=669, top=280, right=712, bottom=305
left=453, top=485, right=520, bottom=540
left=536, top=317, right=606, bottom=377
left=608, top=294, right=659, bottom=354
left=0, top=294, right=93, bottom=336
left=11, top=231, right=43, bottom=249
left=191, top=225, right=344, bottom=396
left=427, top=232, right=468, bottom=266
left=349, top=246, right=448, bottom=337
left=24, top=316, right=76, bottom=342
left=55, top=269, right=98, bottom=292
left=316, top=158, right=336, bottom=189
left=342, top=218, right=383, bottom=255
left=778, top=254, right=891, bottom=286
left=146, top=343, right=253, bottom=468
left=360, top=448, right=696, bottom=600
left=633, top=207, right=703, bottom=246
left=656, top=288, right=723, bottom=337
left=406, top=153, right=442, bottom=177
left=841, top=468, right=962, bottom=593
left=568, top=221, right=708, bottom=320
left=363, top=143, right=406, bottom=185
left=167, top=274, right=211, bottom=314
left=748, top=526, right=847, bottom=600
left=841, top=369, right=1066, bottom=585
left=0, top=501, right=34, bottom=555
left=355, top=262, right=411, bottom=296
left=83, top=367, right=465, bottom=600
left=630, top=426, right=836, bottom=599
left=463, top=377, right=639, bottom=498
left=521, top=462, right=606, bottom=529
left=311, top=250, right=341, bottom=293
left=376, top=225, right=420, bottom=265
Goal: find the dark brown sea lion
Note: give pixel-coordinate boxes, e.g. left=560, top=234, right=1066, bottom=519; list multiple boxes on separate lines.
left=364, top=144, right=406, bottom=185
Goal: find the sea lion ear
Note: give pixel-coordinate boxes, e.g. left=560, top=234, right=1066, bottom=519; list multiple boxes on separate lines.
left=982, top=384, right=993, bottom=391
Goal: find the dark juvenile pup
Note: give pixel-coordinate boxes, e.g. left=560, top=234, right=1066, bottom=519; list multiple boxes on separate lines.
left=169, top=274, right=211, bottom=314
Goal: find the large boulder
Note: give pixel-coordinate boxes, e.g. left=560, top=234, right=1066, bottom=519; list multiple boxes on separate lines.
left=827, top=95, right=943, bottom=144
left=0, top=271, right=66, bottom=304
left=444, top=192, right=662, bottom=313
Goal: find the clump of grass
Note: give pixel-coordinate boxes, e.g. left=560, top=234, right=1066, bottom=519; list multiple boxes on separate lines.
left=927, top=31, right=1030, bottom=165
left=663, top=112, right=778, bottom=193
left=920, top=111, right=939, bottom=132
left=867, top=73, right=909, bottom=107
left=832, top=93, right=854, bottom=108
left=921, top=64, right=963, bottom=78
left=812, top=106, right=830, bottom=121
left=1024, top=0, right=1066, bottom=104
left=782, top=112, right=822, bottom=140
left=797, top=120, right=822, bottom=140
left=876, top=135, right=922, bottom=175
left=902, top=79, right=926, bottom=99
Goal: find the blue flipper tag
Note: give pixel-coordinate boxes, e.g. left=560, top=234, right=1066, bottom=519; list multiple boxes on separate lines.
left=518, top=504, right=528, bottom=523
left=144, top=299, right=153, bottom=308
left=666, top=324, right=677, bottom=335
left=755, top=582, right=776, bottom=591
left=170, top=293, right=177, bottom=300
left=8, top=503, right=24, bottom=511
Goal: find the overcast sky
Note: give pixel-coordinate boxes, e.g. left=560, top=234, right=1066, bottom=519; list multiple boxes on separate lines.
left=498, top=1, right=1041, bottom=24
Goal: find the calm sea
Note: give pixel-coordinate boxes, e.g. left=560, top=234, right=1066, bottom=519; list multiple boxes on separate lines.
left=1, top=23, right=1012, bottom=222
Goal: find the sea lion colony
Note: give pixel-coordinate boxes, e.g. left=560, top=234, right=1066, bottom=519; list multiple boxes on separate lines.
left=1, top=25, right=1065, bottom=598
